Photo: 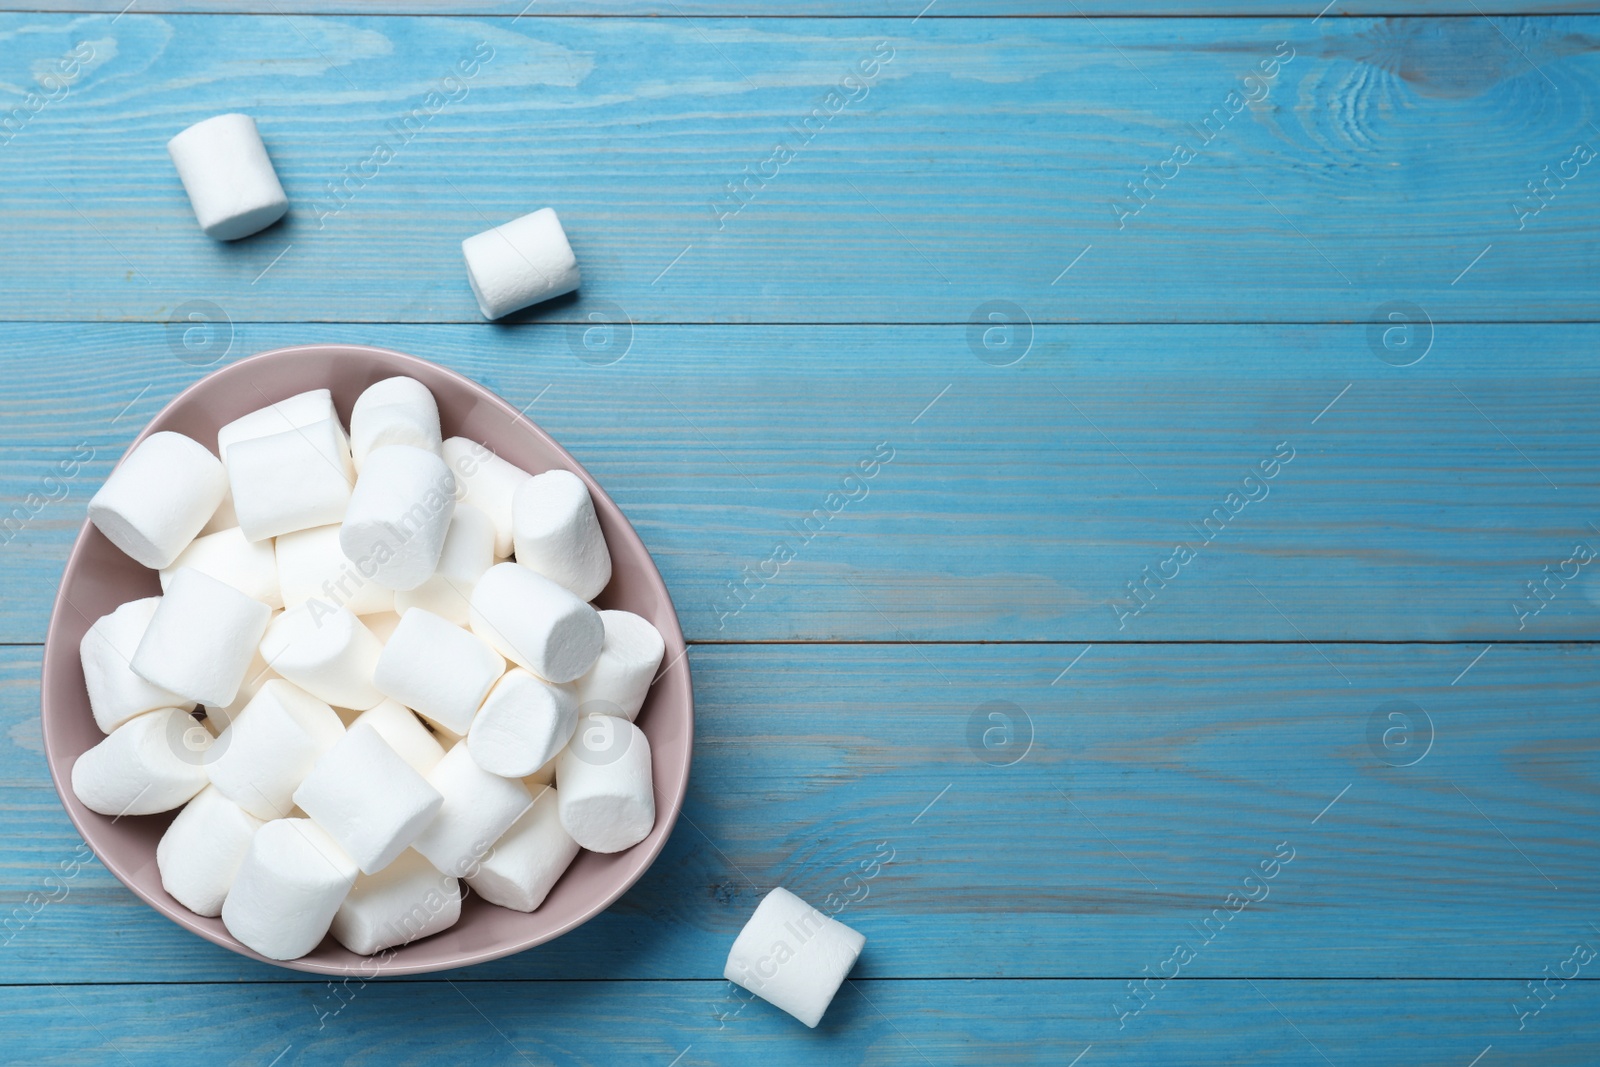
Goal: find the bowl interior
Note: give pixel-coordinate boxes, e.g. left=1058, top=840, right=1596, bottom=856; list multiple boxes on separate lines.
left=39, top=344, right=692, bottom=976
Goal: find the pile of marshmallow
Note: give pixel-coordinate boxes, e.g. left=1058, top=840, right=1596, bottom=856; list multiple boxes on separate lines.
left=70, top=377, right=666, bottom=961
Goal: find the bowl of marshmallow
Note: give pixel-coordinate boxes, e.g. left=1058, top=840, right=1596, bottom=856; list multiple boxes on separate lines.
left=40, top=343, right=691, bottom=974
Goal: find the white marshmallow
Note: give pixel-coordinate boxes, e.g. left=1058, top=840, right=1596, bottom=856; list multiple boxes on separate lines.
left=350, top=377, right=442, bottom=470
left=70, top=706, right=211, bottom=816
left=260, top=601, right=384, bottom=711
left=159, top=526, right=282, bottom=609
left=275, top=524, right=395, bottom=617
left=373, top=609, right=503, bottom=736
left=466, top=786, right=577, bottom=912
left=293, top=721, right=444, bottom=874
left=575, top=610, right=665, bottom=723
left=442, top=438, right=531, bottom=557
left=130, top=567, right=272, bottom=707
left=206, top=679, right=345, bottom=819
left=461, top=207, right=581, bottom=320
left=554, top=714, right=654, bottom=854
left=80, top=597, right=194, bottom=734
left=512, top=470, right=612, bottom=601
left=166, top=113, right=288, bottom=241
left=87, top=431, right=227, bottom=569
left=411, top=744, right=532, bottom=878
left=724, top=887, right=866, bottom=1028
left=469, top=563, right=603, bottom=684
left=467, top=669, right=578, bottom=779
left=156, top=785, right=263, bottom=917
left=216, top=389, right=343, bottom=459
left=393, top=504, right=495, bottom=626
left=222, top=819, right=358, bottom=960
left=227, top=418, right=354, bottom=542
left=331, top=848, right=461, bottom=956
left=341, top=445, right=456, bottom=591
left=353, top=699, right=445, bottom=776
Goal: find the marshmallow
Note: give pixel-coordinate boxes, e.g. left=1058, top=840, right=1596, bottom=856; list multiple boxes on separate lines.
left=350, top=377, right=442, bottom=470
left=216, top=389, right=343, bottom=459
left=442, top=438, right=531, bottom=557
left=469, top=563, right=603, bottom=684
left=461, top=207, right=581, bottom=320
left=260, top=602, right=384, bottom=711
left=293, top=722, right=444, bottom=874
left=411, top=744, right=532, bottom=877
left=227, top=418, right=354, bottom=542
left=130, top=567, right=272, bottom=707
left=724, top=887, right=866, bottom=1028
left=512, top=470, right=612, bottom=601
left=341, top=445, right=456, bottom=591
left=353, top=699, right=446, bottom=776
left=331, top=848, right=461, bottom=956
left=206, top=679, right=345, bottom=819
left=80, top=597, right=194, bottom=734
left=222, top=819, right=358, bottom=960
left=467, top=669, right=578, bottom=779
left=87, top=431, right=228, bottom=569
left=554, top=714, right=654, bottom=853
left=393, top=504, right=495, bottom=625
left=159, top=526, right=282, bottom=609
left=156, top=785, right=264, bottom=916
left=575, top=610, right=665, bottom=722
left=373, top=609, right=503, bottom=735
left=166, top=113, right=288, bottom=241
left=275, top=523, right=395, bottom=617
left=70, top=706, right=212, bottom=816
left=466, top=786, right=577, bottom=912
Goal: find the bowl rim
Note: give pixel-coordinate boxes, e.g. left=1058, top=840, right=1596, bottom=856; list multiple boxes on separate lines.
left=39, top=342, right=693, bottom=976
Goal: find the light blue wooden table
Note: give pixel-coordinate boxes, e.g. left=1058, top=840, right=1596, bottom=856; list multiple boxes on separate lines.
left=3, top=3, right=1598, bottom=1064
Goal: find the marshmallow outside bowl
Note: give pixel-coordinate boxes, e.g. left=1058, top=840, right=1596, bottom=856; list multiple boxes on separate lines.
left=40, top=343, right=691, bottom=975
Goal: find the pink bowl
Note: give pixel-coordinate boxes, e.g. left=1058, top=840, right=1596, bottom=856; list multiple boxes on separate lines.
left=40, top=344, right=692, bottom=976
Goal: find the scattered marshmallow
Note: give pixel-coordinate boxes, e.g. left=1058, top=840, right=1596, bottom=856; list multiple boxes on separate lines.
left=80, top=597, right=194, bottom=734
left=341, top=445, right=456, bottom=591
left=373, top=608, right=503, bottom=736
left=275, top=523, right=395, bottom=617
left=467, top=669, right=578, bottom=779
left=130, top=567, right=271, bottom=708
left=156, top=785, right=263, bottom=917
left=331, top=848, right=461, bottom=956
left=159, top=526, right=282, bottom=610
left=466, top=786, right=578, bottom=912
left=216, top=389, right=344, bottom=459
left=222, top=818, right=358, bottom=960
left=206, top=679, right=345, bottom=819
left=411, top=744, right=532, bottom=878
left=70, top=706, right=211, bottom=816
left=575, top=610, right=665, bottom=722
left=393, top=504, right=495, bottom=625
left=724, top=887, right=866, bottom=1028
left=260, top=601, right=384, bottom=711
left=87, top=431, right=227, bottom=569
left=442, top=437, right=530, bottom=557
left=461, top=207, right=581, bottom=320
left=167, top=113, right=288, bottom=241
left=469, top=563, right=603, bottom=684
left=293, top=722, right=444, bottom=874
left=512, top=469, right=612, bottom=601
left=554, top=714, right=654, bottom=853
left=227, top=417, right=354, bottom=542
left=352, top=699, right=446, bottom=776
left=350, top=377, right=442, bottom=470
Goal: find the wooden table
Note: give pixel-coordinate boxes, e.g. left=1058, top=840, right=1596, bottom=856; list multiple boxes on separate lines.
left=2, top=4, right=1597, bottom=1063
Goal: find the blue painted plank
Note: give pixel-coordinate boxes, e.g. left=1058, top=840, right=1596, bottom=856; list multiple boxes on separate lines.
left=1, top=322, right=1597, bottom=644
left=1, top=15, right=1597, bottom=322
left=6, top=642, right=1599, bottom=983
left=7, top=1, right=1599, bottom=13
